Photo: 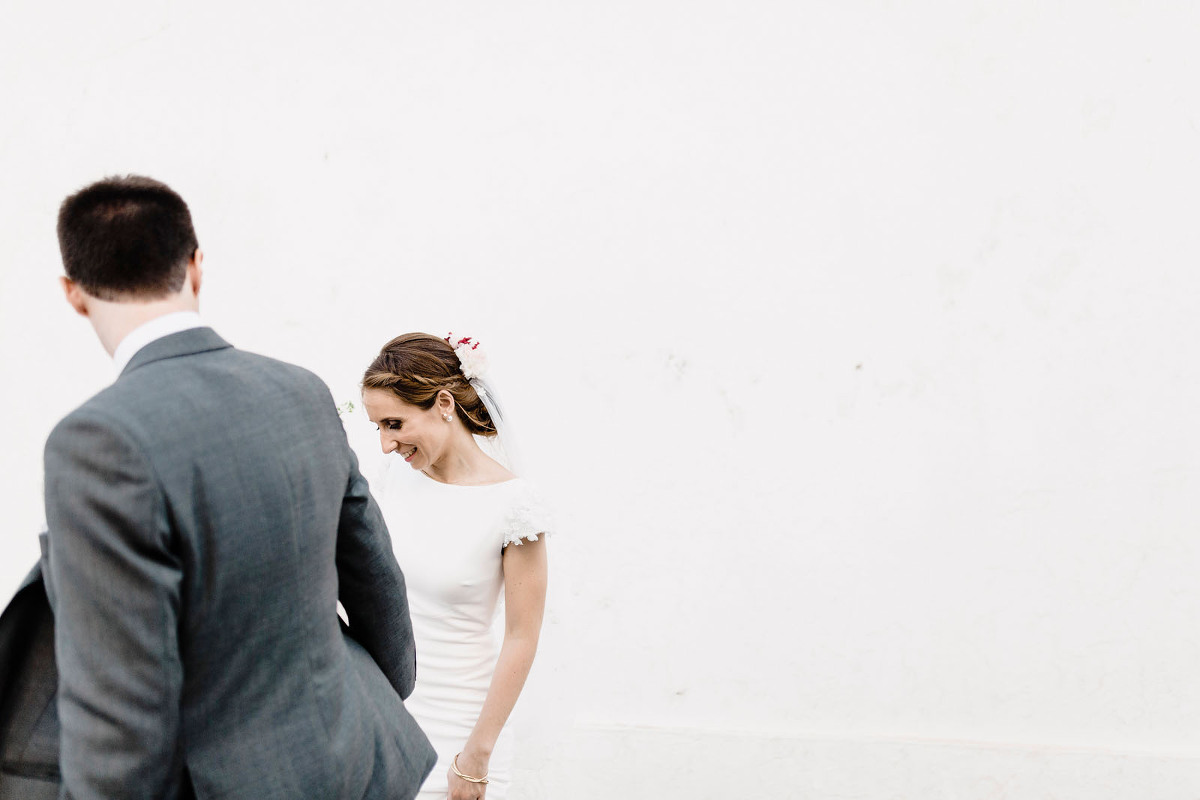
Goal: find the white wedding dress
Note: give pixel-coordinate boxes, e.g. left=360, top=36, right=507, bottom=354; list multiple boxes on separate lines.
left=375, top=458, right=552, bottom=800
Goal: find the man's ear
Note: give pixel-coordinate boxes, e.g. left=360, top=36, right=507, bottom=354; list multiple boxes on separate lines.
left=187, top=248, right=204, bottom=298
left=60, top=277, right=89, bottom=317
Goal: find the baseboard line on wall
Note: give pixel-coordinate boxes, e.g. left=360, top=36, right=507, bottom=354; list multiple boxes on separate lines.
left=563, top=720, right=1200, bottom=761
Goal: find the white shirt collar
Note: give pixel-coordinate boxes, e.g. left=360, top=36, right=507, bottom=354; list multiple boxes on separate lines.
left=112, top=311, right=207, bottom=376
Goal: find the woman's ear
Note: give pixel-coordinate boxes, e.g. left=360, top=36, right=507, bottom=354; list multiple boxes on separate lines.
left=436, top=389, right=456, bottom=417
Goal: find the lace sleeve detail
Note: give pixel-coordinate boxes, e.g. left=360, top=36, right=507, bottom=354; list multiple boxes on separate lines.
left=500, top=482, right=554, bottom=548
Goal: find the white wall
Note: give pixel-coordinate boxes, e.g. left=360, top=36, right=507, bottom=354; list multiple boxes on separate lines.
left=2, top=2, right=1199, bottom=797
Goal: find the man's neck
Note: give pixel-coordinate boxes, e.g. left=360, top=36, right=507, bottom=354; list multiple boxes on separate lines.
left=91, top=297, right=200, bottom=357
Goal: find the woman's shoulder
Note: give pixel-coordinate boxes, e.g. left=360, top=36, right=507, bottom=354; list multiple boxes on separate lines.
left=496, top=478, right=555, bottom=549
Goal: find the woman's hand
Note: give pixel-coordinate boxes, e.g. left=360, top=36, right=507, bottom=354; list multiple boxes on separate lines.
left=446, top=770, right=486, bottom=800
left=446, top=751, right=489, bottom=800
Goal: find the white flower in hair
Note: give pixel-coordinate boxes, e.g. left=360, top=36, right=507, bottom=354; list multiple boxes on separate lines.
left=445, top=332, right=490, bottom=380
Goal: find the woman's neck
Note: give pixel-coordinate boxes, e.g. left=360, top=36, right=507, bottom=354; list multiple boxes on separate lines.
left=423, top=437, right=513, bottom=486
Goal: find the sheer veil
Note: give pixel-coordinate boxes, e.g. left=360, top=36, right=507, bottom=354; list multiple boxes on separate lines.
left=446, top=332, right=523, bottom=476
left=470, top=374, right=522, bottom=474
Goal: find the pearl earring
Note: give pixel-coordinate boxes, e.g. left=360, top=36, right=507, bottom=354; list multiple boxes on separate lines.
left=443, top=414, right=452, bottom=422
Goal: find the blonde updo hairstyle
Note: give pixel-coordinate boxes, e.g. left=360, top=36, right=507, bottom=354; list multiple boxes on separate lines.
left=362, top=332, right=497, bottom=437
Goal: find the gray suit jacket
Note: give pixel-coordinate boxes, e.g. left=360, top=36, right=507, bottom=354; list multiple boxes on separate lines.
left=41, top=328, right=435, bottom=800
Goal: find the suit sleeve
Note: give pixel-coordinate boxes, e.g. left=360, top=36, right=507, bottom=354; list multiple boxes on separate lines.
left=43, top=412, right=184, bottom=800
left=335, top=443, right=418, bottom=699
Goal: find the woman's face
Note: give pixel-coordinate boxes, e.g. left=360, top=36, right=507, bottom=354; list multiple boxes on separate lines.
left=362, top=388, right=451, bottom=472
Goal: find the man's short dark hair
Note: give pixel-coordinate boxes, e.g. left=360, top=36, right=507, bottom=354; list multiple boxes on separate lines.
left=57, top=175, right=199, bottom=300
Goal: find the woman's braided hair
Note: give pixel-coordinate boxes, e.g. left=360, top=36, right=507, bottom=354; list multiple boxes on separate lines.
left=362, top=332, right=497, bottom=436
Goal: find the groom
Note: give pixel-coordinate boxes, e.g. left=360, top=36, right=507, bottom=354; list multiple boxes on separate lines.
left=41, top=175, right=435, bottom=799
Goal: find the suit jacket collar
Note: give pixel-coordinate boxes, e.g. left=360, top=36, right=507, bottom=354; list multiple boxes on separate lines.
left=119, top=327, right=233, bottom=377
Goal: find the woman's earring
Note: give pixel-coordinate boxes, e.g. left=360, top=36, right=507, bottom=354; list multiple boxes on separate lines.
left=443, top=414, right=452, bottom=422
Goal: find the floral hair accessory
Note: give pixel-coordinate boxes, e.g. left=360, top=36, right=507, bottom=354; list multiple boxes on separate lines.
left=445, top=332, right=490, bottom=381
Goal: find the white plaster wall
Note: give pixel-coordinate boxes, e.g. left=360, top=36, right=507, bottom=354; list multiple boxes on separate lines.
left=2, top=2, right=1199, bottom=796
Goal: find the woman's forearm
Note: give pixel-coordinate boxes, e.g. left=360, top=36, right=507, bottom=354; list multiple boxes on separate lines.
left=461, top=632, right=540, bottom=761
left=454, top=534, right=548, bottom=784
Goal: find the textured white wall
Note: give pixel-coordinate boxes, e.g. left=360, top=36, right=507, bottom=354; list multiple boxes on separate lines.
left=2, top=2, right=1199, bottom=797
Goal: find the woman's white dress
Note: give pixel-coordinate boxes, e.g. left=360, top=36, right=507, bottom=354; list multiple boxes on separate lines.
left=375, top=460, right=551, bottom=800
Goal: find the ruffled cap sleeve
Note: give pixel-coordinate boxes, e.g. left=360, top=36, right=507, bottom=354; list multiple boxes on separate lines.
left=500, top=481, right=554, bottom=548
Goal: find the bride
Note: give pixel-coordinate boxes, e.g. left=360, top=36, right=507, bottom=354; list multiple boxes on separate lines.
left=360, top=333, right=551, bottom=800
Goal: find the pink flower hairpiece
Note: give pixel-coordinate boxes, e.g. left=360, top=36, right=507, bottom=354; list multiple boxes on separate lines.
left=445, top=332, right=490, bottom=380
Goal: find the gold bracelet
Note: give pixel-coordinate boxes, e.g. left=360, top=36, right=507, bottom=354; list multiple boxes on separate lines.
left=451, top=753, right=490, bottom=785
